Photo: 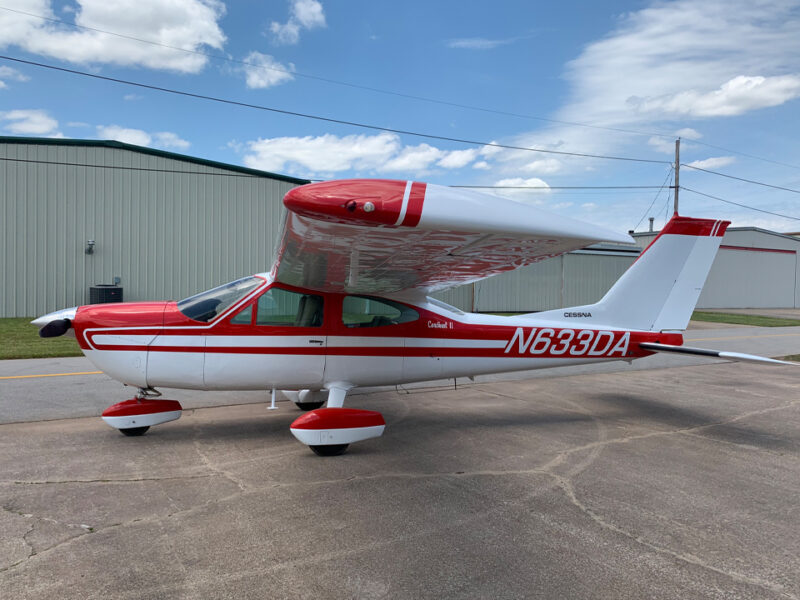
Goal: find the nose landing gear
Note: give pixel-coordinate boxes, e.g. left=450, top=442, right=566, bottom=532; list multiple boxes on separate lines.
left=101, top=388, right=182, bottom=436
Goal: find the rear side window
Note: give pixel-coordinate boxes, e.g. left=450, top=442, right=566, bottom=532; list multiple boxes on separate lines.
left=342, top=296, right=418, bottom=327
left=255, top=288, right=324, bottom=327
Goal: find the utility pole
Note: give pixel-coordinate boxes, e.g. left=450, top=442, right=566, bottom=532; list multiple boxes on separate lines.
left=674, top=138, right=680, bottom=215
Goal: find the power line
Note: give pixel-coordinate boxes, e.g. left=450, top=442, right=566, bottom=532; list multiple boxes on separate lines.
left=6, top=7, right=800, bottom=174
left=451, top=185, right=665, bottom=189
left=680, top=186, right=800, bottom=222
left=688, top=139, right=800, bottom=171
left=632, top=167, right=674, bottom=231
left=0, top=156, right=672, bottom=193
left=0, top=4, right=677, bottom=141
left=681, top=163, right=800, bottom=194
left=0, top=55, right=672, bottom=166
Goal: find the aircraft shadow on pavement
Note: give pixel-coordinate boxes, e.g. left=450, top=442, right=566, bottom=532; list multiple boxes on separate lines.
left=594, top=392, right=799, bottom=452
left=123, top=404, right=596, bottom=444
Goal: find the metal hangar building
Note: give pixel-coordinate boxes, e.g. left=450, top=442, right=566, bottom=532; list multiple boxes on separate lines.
left=0, top=136, right=307, bottom=318
left=2, top=136, right=799, bottom=318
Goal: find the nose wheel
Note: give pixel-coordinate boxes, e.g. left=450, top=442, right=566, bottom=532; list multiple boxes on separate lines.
left=120, top=426, right=150, bottom=437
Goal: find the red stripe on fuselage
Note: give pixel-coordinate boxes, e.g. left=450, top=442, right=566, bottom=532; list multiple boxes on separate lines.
left=86, top=329, right=680, bottom=360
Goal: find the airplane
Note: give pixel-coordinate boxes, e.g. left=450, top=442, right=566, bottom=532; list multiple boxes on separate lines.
left=31, top=179, right=796, bottom=455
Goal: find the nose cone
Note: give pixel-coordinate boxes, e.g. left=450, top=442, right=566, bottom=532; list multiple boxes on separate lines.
left=32, top=307, right=78, bottom=338
left=31, top=306, right=78, bottom=330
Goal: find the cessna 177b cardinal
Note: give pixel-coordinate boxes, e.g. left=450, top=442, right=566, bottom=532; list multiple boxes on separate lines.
left=32, top=179, right=795, bottom=455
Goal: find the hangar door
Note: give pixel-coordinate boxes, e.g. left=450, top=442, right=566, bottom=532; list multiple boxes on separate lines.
left=697, top=246, right=797, bottom=308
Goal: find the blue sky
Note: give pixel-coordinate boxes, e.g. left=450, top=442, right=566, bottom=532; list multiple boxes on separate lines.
left=1, top=0, right=799, bottom=232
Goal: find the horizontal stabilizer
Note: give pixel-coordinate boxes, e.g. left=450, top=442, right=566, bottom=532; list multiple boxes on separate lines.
left=640, top=342, right=798, bottom=366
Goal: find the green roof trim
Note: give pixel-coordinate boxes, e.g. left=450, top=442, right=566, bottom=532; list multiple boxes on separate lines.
left=0, top=136, right=310, bottom=184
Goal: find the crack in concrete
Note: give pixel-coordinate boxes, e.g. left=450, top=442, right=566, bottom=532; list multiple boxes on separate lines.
left=9, top=474, right=213, bottom=485
left=191, top=420, right=249, bottom=493
left=527, top=397, right=800, bottom=600
left=549, top=472, right=796, bottom=599
left=2, top=389, right=797, bottom=594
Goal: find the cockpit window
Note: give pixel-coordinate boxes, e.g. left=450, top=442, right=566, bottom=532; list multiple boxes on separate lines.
left=255, top=287, right=323, bottom=327
left=177, top=277, right=262, bottom=322
left=342, top=296, right=418, bottom=327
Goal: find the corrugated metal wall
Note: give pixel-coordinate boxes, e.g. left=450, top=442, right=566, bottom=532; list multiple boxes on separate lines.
left=434, top=251, right=637, bottom=313
left=1, top=140, right=302, bottom=317
left=633, top=228, right=800, bottom=308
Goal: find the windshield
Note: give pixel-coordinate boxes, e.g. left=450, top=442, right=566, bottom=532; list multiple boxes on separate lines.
left=426, top=296, right=465, bottom=315
left=177, top=277, right=262, bottom=322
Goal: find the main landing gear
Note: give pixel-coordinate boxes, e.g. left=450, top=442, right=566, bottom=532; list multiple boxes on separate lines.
left=288, top=385, right=386, bottom=456
left=101, top=388, right=182, bottom=436
left=100, top=385, right=386, bottom=456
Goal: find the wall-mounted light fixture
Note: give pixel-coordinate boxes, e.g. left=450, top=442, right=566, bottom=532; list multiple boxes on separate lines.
left=85, top=240, right=95, bottom=255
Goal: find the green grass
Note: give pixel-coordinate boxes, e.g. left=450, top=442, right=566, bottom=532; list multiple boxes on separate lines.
left=0, top=318, right=83, bottom=360
left=783, top=355, right=800, bottom=362
left=690, top=311, right=800, bottom=327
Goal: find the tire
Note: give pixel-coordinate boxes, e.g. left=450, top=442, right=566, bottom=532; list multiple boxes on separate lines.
left=120, top=426, right=150, bottom=437
left=310, top=444, right=349, bottom=456
left=295, top=401, right=325, bottom=411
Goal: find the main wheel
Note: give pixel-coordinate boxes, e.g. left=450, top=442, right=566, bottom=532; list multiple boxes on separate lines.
left=295, top=401, right=325, bottom=411
left=310, top=444, right=349, bottom=456
left=120, top=426, right=150, bottom=437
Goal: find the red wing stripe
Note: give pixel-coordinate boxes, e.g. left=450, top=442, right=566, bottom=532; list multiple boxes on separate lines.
left=400, top=182, right=426, bottom=227
left=393, top=180, right=413, bottom=226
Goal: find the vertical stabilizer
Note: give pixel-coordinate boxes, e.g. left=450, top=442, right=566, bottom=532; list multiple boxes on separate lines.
left=536, top=216, right=730, bottom=332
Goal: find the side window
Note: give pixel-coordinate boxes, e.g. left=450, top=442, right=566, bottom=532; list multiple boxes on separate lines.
left=255, top=288, right=323, bottom=327
left=342, top=296, right=419, bottom=328
left=230, top=304, right=252, bottom=325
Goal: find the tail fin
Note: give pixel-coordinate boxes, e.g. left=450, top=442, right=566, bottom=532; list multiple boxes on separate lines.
left=539, top=215, right=729, bottom=332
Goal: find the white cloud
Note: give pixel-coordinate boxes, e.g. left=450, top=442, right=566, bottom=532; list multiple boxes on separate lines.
left=631, top=75, right=800, bottom=117
left=0, top=0, right=226, bottom=73
left=472, top=161, right=491, bottom=170
left=482, top=0, right=800, bottom=181
left=479, top=143, right=503, bottom=158
left=675, top=128, right=702, bottom=140
left=490, top=177, right=552, bottom=205
left=123, top=94, right=143, bottom=101
left=383, top=144, right=444, bottom=172
left=244, top=132, right=400, bottom=174
left=269, top=0, right=326, bottom=45
left=437, top=148, right=478, bottom=169
left=560, top=0, right=800, bottom=127
left=520, top=158, right=561, bottom=175
left=685, top=156, right=736, bottom=170
left=242, top=132, right=485, bottom=177
left=0, top=66, right=30, bottom=89
left=447, top=37, right=513, bottom=50
left=154, top=131, right=190, bottom=150
left=270, top=21, right=300, bottom=45
left=97, top=125, right=151, bottom=146
left=242, top=51, right=295, bottom=89
left=292, top=0, right=326, bottom=28
left=97, top=125, right=189, bottom=149
left=1, top=109, right=59, bottom=135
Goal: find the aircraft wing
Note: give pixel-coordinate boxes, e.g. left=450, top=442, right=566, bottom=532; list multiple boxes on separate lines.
left=271, top=179, right=633, bottom=295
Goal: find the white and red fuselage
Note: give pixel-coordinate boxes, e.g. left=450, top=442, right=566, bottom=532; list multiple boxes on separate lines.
left=37, top=178, right=774, bottom=453
left=70, top=279, right=682, bottom=393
